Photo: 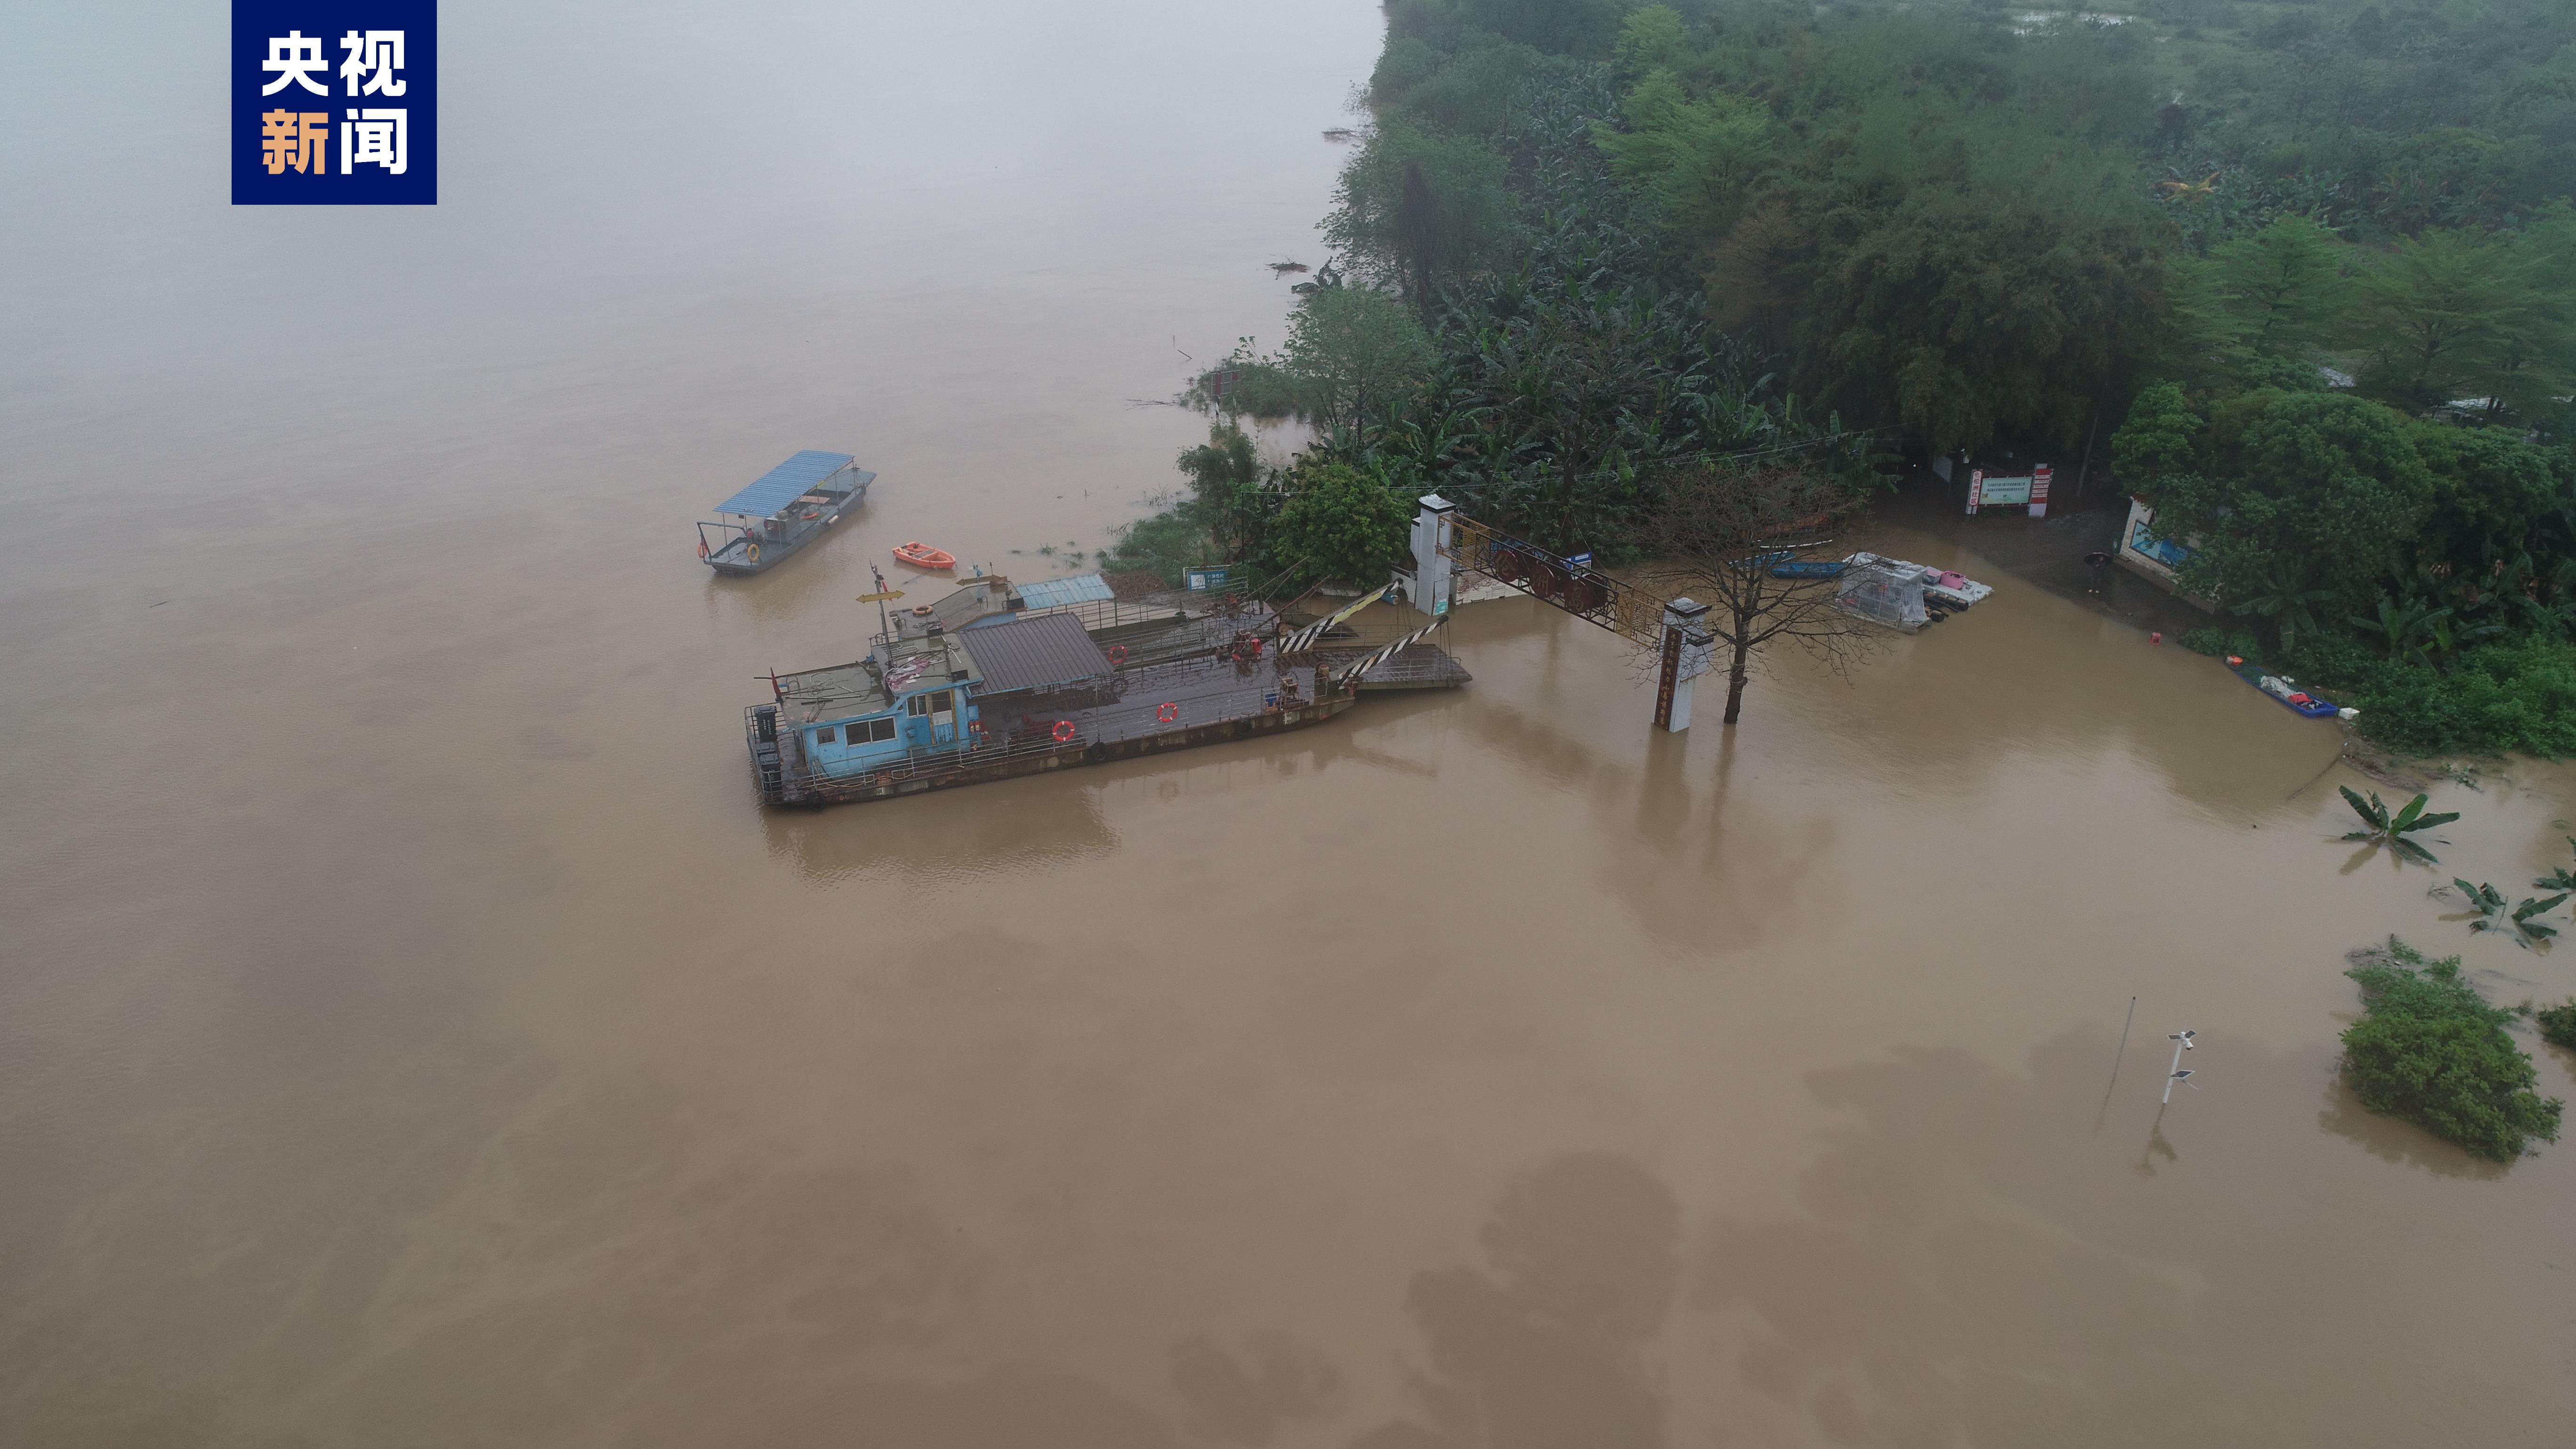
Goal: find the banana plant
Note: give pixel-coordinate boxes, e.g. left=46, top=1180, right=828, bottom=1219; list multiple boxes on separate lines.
left=2537, top=837, right=2576, bottom=894
left=2350, top=593, right=2452, bottom=665
left=2455, top=878, right=2569, bottom=947
left=2340, top=787, right=2458, bottom=864
left=2508, top=564, right=2576, bottom=641
left=2230, top=564, right=2336, bottom=650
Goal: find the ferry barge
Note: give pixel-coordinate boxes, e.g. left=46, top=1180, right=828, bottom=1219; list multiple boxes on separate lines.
left=743, top=575, right=1467, bottom=808
left=697, top=450, right=873, bottom=576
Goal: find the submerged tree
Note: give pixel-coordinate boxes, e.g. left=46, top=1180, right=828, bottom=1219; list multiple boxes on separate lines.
left=1638, top=463, right=1873, bottom=726
left=1191, top=280, right=1434, bottom=443
left=1175, top=423, right=1274, bottom=564
left=2343, top=937, right=2563, bottom=1161
left=2538, top=998, right=2576, bottom=1052
left=1279, top=284, right=1436, bottom=436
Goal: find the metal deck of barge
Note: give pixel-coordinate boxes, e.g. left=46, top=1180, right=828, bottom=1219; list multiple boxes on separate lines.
left=749, top=652, right=1349, bottom=806
left=743, top=583, right=1470, bottom=809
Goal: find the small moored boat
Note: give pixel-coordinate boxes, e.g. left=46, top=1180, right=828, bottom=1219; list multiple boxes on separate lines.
left=2228, top=658, right=2343, bottom=718
left=893, top=542, right=956, bottom=571
left=697, top=451, right=872, bottom=577
left=1845, top=551, right=1994, bottom=607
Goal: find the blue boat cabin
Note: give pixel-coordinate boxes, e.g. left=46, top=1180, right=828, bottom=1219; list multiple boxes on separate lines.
left=767, top=598, right=1125, bottom=784
left=802, top=682, right=982, bottom=777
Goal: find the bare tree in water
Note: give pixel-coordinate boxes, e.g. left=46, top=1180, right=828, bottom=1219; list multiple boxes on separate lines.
left=1641, top=464, right=1876, bottom=725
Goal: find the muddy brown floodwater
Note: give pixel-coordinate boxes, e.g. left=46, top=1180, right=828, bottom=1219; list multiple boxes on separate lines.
left=4, top=5, right=2574, bottom=1447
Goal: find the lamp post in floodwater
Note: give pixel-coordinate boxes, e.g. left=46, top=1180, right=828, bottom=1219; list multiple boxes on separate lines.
left=2164, top=1029, right=2197, bottom=1103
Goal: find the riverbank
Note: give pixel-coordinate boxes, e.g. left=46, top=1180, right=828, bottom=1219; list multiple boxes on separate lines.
left=1861, top=474, right=2460, bottom=790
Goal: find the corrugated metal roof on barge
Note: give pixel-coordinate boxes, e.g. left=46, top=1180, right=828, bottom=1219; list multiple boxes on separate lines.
left=959, top=612, right=1113, bottom=695
left=711, top=450, right=868, bottom=516
left=1013, top=573, right=1117, bottom=610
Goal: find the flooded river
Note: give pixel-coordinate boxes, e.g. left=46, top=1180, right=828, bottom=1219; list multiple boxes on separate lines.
left=4, top=4, right=2572, bottom=1445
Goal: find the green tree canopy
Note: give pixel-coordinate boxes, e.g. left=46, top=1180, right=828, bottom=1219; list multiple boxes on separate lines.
left=1278, top=284, right=1436, bottom=436
left=1593, top=5, right=2169, bottom=453
left=1595, top=69, right=1772, bottom=240
left=2355, top=227, right=2534, bottom=410
left=2150, top=390, right=2436, bottom=605
left=2109, top=380, right=2203, bottom=482
left=2163, top=216, right=2354, bottom=385
left=1269, top=464, right=1412, bottom=587
left=1324, top=121, right=1515, bottom=312
left=1175, top=423, right=1273, bottom=564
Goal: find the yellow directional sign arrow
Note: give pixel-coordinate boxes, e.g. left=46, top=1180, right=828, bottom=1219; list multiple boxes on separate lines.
left=856, top=590, right=906, bottom=603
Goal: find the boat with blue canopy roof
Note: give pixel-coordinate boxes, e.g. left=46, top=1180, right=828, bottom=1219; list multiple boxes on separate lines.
left=695, top=451, right=873, bottom=576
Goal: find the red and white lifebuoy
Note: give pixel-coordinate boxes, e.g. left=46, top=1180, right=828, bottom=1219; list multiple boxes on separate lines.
left=1052, top=720, right=1077, bottom=742
left=696, top=537, right=709, bottom=560
left=1156, top=702, right=1179, bottom=724
left=1105, top=644, right=1127, bottom=665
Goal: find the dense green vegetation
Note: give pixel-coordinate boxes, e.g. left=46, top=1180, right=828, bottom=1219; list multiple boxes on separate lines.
left=1109, top=0, right=1872, bottom=588
left=1600, top=0, right=2576, bottom=753
left=2342, top=937, right=2562, bottom=1160
left=2124, top=377, right=2576, bottom=754
left=1111, top=0, right=2576, bottom=755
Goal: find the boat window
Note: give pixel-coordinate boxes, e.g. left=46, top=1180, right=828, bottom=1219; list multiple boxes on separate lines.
left=907, top=695, right=929, bottom=717
left=867, top=717, right=897, bottom=742
left=928, top=690, right=953, bottom=722
left=816, top=725, right=837, bottom=745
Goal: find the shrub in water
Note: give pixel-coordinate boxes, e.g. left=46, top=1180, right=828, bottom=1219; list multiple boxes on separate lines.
left=2538, top=999, right=2576, bottom=1052
left=2341, top=938, right=2562, bottom=1161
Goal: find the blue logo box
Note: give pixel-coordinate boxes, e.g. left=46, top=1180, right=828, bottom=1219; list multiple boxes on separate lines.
left=232, top=1, right=436, bottom=205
